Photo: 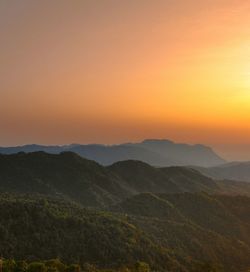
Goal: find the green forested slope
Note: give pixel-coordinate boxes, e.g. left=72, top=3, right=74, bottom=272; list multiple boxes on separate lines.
left=111, top=192, right=250, bottom=272
left=0, top=194, right=184, bottom=272
left=1, top=153, right=250, bottom=271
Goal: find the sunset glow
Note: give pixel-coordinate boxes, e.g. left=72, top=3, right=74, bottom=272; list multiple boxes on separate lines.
left=1, top=0, right=250, bottom=159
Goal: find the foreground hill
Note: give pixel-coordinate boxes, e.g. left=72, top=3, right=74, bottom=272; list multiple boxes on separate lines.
left=111, top=192, right=250, bottom=271
left=0, top=194, right=185, bottom=272
left=0, top=152, right=231, bottom=208
left=3, top=192, right=250, bottom=271
left=0, top=139, right=225, bottom=167
left=2, top=153, right=250, bottom=271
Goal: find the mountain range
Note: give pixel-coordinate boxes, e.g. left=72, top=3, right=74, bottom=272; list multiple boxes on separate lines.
left=0, top=139, right=226, bottom=167
left=1, top=151, right=250, bottom=271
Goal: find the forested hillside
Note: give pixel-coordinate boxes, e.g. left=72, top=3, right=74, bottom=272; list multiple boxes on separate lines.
left=1, top=153, right=250, bottom=271
left=0, top=194, right=184, bottom=272
left=111, top=192, right=250, bottom=271
left=0, top=152, right=248, bottom=209
left=1, top=193, right=250, bottom=271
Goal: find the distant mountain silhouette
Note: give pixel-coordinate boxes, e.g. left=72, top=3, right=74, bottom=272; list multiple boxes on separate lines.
left=0, top=139, right=225, bottom=167
left=131, top=139, right=225, bottom=166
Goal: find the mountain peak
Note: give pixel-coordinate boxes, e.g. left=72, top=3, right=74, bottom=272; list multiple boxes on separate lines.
left=142, top=139, right=174, bottom=144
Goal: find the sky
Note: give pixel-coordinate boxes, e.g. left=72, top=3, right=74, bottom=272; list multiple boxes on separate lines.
left=1, top=0, right=250, bottom=160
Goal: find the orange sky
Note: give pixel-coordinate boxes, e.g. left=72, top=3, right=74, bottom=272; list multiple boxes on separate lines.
left=1, top=0, right=250, bottom=160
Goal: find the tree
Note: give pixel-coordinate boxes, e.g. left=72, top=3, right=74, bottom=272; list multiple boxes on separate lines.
left=65, top=265, right=80, bottom=272
left=3, top=259, right=16, bottom=272
left=45, top=259, right=65, bottom=272
left=27, top=262, right=47, bottom=272
left=15, top=261, right=28, bottom=272
left=134, top=262, right=150, bottom=272
left=191, top=262, right=223, bottom=272
left=82, top=263, right=97, bottom=272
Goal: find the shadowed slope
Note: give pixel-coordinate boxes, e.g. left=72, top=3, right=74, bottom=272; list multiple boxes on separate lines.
left=0, top=152, right=132, bottom=207
left=109, top=160, right=219, bottom=194
left=195, top=162, right=250, bottom=182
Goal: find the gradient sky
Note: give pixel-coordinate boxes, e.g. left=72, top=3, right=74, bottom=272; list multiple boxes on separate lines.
left=1, top=0, right=250, bottom=160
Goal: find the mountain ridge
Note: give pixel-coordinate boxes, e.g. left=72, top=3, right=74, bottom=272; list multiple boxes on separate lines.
left=0, top=151, right=248, bottom=209
left=0, top=139, right=226, bottom=167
